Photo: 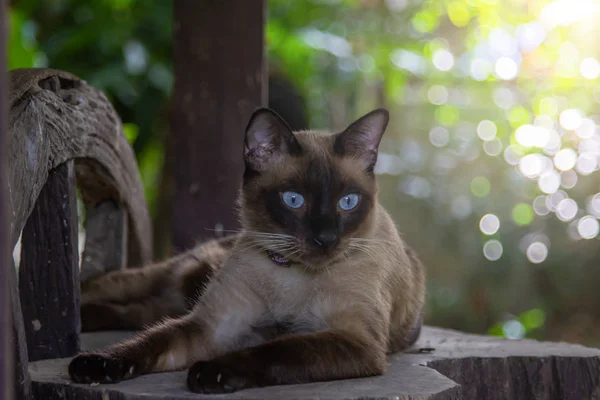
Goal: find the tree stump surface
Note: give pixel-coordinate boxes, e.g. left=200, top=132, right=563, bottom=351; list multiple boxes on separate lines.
left=27, top=326, right=600, bottom=400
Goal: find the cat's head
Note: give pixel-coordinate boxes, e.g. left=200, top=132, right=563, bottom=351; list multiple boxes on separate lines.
left=239, top=107, right=389, bottom=269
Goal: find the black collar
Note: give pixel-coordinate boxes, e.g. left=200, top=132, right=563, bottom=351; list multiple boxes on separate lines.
left=267, top=250, right=291, bottom=267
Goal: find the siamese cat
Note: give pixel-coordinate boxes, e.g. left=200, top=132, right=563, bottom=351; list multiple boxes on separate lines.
left=69, top=108, right=426, bottom=394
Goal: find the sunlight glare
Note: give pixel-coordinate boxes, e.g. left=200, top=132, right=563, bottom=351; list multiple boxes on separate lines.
left=433, top=49, right=454, bottom=71
left=515, top=124, right=549, bottom=148
left=495, top=57, right=518, bottom=80
left=553, top=148, right=577, bottom=171
left=538, top=170, right=561, bottom=194
left=580, top=57, right=600, bottom=80
left=559, top=109, right=583, bottom=131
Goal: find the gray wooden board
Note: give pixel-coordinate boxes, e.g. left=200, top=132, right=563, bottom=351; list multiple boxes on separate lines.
left=8, top=68, right=152, bottom=267
left=27, top=327, right=600, bottom=400
left=19, top=161, right=80, bottom=361
left=80, top=200, right=128, bottom=283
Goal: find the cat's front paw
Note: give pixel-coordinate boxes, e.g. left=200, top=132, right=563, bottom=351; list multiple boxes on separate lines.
left=68, top=353, right=136, bottom=384
left=187, top=360, right=261, bottom=394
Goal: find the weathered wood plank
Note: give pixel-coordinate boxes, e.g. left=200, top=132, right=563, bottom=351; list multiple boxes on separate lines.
left=80, top=200, right=128, bottom=283
left=0, top=3, right=14, bottom=399
left=170, top=0, right=267, bottom=251
left=8, top=68, right=152, bottom=268
left=9, top=262, right=32, bottom=400
left=19, top=161, right=80, bottom=361
left=27, top=327, right=600, bottom=399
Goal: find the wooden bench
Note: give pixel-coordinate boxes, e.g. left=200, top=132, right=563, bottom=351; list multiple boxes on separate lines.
left=7, top=68, right=600, bottom=400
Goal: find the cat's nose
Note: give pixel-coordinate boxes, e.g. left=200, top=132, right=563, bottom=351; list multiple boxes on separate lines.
left=313, top=232, right=339, bottom=249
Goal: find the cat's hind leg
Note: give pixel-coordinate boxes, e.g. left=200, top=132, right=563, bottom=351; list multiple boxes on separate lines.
left=80, top=295, right=187, bottom=331
left=80, top=238, right=231, bottom=330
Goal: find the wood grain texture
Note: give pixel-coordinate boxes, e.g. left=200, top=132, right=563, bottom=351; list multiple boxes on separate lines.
left=0, top=4, right=15, bottom=399
left=170, top=0, right=266, bottom=251
left=19, top=161, right=80, bottom=361
left=9, top=261, right=32, bottom=400
left=6, top=67, right=152, bottom=396
left=80, top=200, right=128, bottom=283
left=28, top=327, right=600, bottom=399
left=8, top=68, right=152, bottom=267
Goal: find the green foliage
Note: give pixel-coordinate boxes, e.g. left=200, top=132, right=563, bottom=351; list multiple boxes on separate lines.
left=9, top=9, right=38, bottom=69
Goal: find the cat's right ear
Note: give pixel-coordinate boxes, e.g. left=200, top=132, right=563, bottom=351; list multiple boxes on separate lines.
left=244, top=108, right=302, bottom=172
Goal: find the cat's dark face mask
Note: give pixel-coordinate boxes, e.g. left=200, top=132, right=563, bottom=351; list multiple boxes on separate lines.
left=239, top=108, right=389, bottom=269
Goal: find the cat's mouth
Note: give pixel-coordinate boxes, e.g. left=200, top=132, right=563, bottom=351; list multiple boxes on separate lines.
left=266, top=250, right=292, bottom=267
left=259, top=238, right=346, bottom=270
left=265, top=248, right=341, bottom=269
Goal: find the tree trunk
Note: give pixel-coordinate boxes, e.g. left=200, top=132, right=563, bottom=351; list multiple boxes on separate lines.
left=170, top=0, right=267, bottom=252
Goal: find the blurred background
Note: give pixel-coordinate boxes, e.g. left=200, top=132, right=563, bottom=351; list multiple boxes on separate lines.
left=7, top=0, right=600, bottom=347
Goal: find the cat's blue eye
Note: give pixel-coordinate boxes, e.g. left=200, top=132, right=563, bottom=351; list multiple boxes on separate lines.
left=282, top=191, right=305, bottom=209
left=339, top=194, right=359, bottom=210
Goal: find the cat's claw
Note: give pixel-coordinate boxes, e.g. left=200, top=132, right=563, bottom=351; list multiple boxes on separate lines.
left=68, top=353, right=134, bottom=384
left=187, top=360, right=258, bottom=394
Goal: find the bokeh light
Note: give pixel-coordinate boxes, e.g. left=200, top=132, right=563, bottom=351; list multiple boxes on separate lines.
left=483, top=240, right=503, bottom=261
left=559, top=109, right=583, bottom=131
left=577, top=216, right=600, bottom=239
left=553, top=149, right=577, bottom=171
left=479, top=214, right=500, bottom=235
left=533, top=195, right=550, bottom=216
left=495, top=57, right=518, bottom=80
left=527, top=242, right=549, bottom=264
left=502, top=320, right=525, bottom=340
left=429, top=126, right=449, bottom=147
left=483, top=138, right=503, bottom=156
left=512, top=203, right=534, bottom=226
left=580, top=57, right=600, bottom=79
left=538, top=171, right=561, bottom=194
left=471, top=176, right=491, bottom=197
left=515, top=125, right=549, bottom=148
left=556, top=198, right=578, bottom=221
left=427, top=85, right=448, bottom=105
left=477, top=120, right=497, bottom=141
left=432, top=49, right=454, bottom=71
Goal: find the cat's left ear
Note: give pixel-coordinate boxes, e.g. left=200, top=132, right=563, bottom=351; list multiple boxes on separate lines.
left=334, top=108, right=389, bottom=173
left=244, top=108, right=302, bottom=172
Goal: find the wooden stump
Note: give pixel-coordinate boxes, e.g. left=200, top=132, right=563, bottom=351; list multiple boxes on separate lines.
left=27, top=327, right=600, bottom=400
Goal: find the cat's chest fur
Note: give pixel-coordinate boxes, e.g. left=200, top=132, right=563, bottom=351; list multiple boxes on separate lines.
left=243, top=255, right=336, bottom=335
